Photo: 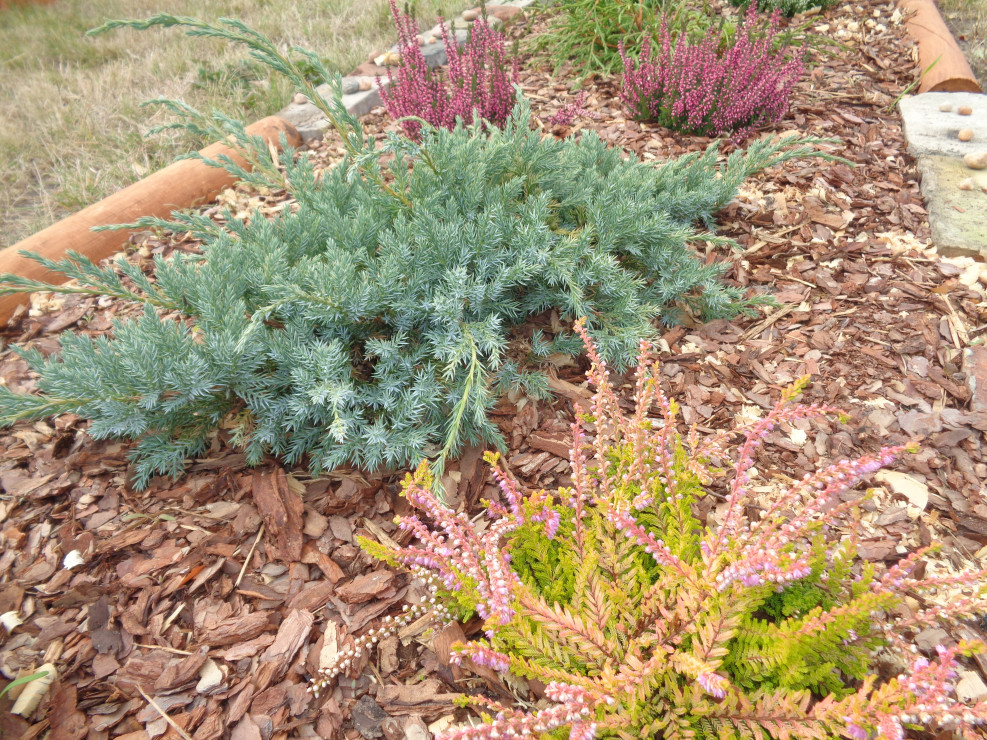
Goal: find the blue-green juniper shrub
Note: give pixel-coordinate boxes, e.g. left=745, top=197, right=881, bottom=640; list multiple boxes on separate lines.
left=0, top=17, right=825, bottom=488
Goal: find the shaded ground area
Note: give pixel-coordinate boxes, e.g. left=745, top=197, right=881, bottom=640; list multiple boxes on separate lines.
left=937, top=0, right=987, bottom=89
left=2, top=2, right=987, bottom=738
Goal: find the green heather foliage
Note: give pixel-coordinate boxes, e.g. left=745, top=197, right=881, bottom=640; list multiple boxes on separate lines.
left=0, top=16, right=820, bottom=488
left=530, top=0, right=714, bottom=77
left=358, top=324, right=987, bottom=740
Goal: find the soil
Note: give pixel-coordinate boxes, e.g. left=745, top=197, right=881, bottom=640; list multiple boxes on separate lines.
left=937, top=0, right=987, bottom=90
left=2, top=2, right=987, bottom=739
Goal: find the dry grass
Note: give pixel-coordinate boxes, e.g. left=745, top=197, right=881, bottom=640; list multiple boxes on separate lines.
left=0, top=0, right=449, bottom=248
left=936, top=0, right=987, bottom=89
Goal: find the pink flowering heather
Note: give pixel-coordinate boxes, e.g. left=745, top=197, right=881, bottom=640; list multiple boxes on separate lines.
left=620, top=6, right=805, bottom=140
left=546, top=91, right=604, bottom=127
left=338, top=319, right=987, bottom=740
left=378, top=0, right=519, bottom=140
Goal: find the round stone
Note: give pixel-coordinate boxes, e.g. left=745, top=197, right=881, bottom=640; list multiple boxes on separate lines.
left=958, top=105, right=974, bottom=115
left=959, top=129, right=975, bottom=142
left=964, top=151, right=987, bottom=170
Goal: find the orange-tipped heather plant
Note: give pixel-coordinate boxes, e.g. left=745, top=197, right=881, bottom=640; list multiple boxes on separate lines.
left=333, top=320, right=987, bottom=739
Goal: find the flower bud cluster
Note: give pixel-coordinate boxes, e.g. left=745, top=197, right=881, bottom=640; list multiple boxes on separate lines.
left=310, top=568, right=452, bottom=696
left=451, top=642, right=512, bottom=673
left=388, top=459, right=565, bottom=626
left=696, top=670, right=728, bottom=699
left=441, top=695, right=597, bottom=739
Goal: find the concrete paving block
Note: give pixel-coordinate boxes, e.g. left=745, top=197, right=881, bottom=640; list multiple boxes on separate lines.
left=341, top=82, right=384, bottom=119
left=276, top=101, right=329, bottom=144
left=915, top=155, right=987, bottom=258
left=278, top=78, right=388, bottom=142
left=899, top=92, right=987, bottom=158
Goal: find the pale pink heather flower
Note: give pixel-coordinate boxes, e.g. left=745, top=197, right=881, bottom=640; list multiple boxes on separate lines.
left=697, top=671, right=728, bottom=699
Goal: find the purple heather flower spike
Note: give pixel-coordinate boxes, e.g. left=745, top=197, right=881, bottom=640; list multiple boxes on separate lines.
left=379, top=0, right=518, bottom=139
left=619, top=6, right=804, bottom=140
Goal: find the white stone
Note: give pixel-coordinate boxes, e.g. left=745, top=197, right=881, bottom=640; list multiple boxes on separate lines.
left=196, top=659, right=225, bottom=694
left=957, top=671, right=987, bottom=703
left=965, top=151, right=987, bottom=170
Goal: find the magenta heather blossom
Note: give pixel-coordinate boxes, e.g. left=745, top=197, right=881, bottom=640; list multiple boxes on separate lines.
left=546, top=91, right=604, bottom=127
left=378, top=0, right=519, bottom=140
left=619, top=6, right=805, bottom=140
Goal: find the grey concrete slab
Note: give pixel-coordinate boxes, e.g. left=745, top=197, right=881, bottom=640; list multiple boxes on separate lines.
left=899, top=92, right=987, bottom=158
left=915, top=155, right=987, bottom=258
left=341, top=83, right=384, bottom=119
left=277, top=78, right=386, bottom=143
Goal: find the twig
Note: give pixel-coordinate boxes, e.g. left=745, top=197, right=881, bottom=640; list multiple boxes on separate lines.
left=133, top=643, right=194, bottom=656
left=235, top=523, right=264, bottom=588
left=741, top=304, right=795, bottom=341
left=136, top=685, right=194, bottom=740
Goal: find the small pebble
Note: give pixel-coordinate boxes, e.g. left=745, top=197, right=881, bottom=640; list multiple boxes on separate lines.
left=958, top=105, right=973, bottom=115
left=959, top=177, right=976, bottom=191
left=965, top=151, right=987, bottom=170
left=940, top=103, right=953, bottom=112
left=359, top=79, right=372, bottom=91
left=293, top=93, right=308, bottom=105
left=959, top=129, right=975, bottom=142
left=462, top=8, right=480, bottom=21
left=372, top=51, right=393, bottom=66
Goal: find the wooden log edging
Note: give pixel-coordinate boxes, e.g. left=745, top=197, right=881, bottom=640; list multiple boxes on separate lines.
left=0, top=116, right=301, bottom=325
left=898, top=0, right=982, bottom=94
left=0, top=0, right=534, bottom=326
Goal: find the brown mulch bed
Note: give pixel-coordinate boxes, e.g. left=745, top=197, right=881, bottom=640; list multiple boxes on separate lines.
left=3, top=2, right=987, bottom=738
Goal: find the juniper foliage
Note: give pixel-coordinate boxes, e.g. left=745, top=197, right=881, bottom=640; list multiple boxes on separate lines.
left=0, top=17, right=822, bottom=488
left=730, top=0, right=840, bottom=18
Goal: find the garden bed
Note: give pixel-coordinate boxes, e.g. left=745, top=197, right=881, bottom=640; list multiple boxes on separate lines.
left=1, top=1, right=987, bottom=738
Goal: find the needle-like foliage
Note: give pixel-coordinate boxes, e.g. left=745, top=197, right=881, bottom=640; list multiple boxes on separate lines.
left=0, top=17, right=821, bottom=488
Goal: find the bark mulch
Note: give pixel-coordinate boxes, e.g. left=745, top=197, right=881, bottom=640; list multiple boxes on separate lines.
left=2, top=1, right=987, bottom=738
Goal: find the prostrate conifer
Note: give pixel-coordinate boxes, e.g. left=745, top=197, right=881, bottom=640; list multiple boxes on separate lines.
left=0, top=16, right=824, bottom=487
